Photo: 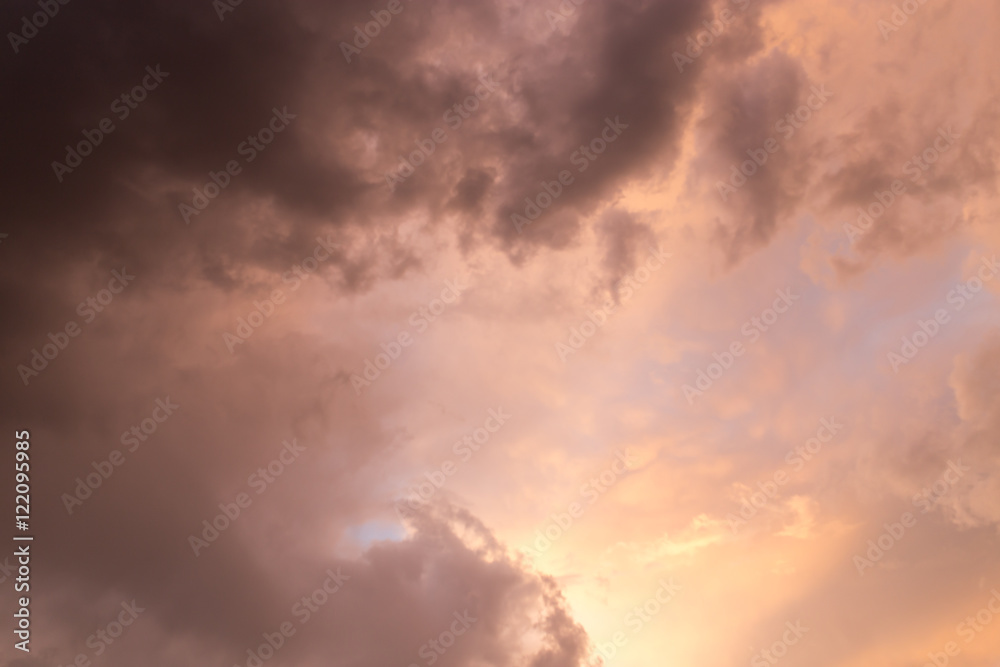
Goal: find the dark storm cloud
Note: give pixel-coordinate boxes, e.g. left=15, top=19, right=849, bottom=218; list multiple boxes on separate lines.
left=0, top=1, right=608, bottom=662
left=321, top=0, right=758, bottom=261
left=0, top=0, right=770, bottom=314
left=0, top=0, right=334, bottom=349
left=597, top=208, right=657, bottom=291
left=0, top=303, right=598, bottom=665
left=822, top=105, right=970, bottom=273
left=0, top=0, right=784, bottom=664
left=692, top=51, right=815, bottom=265
left=487, top=0, right=717, bottom=255
left=821, top=89, right=999, bottom=277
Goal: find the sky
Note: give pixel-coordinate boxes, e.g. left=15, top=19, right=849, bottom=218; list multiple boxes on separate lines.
left=1, top=0, right=999, bottom=666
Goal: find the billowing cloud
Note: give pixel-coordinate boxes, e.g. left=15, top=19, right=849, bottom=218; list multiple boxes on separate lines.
left=2, top=0, right=1000, bottom=666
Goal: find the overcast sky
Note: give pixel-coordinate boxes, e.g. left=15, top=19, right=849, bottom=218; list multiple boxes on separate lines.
left=2, top=1, right=999, bottom=666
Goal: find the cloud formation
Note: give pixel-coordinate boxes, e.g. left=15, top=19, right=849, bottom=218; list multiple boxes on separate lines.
left=2, top=0, right=1000, bottom=666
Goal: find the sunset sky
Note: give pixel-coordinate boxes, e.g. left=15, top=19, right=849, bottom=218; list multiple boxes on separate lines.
left=2, top=1, right=1000, bottom=666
